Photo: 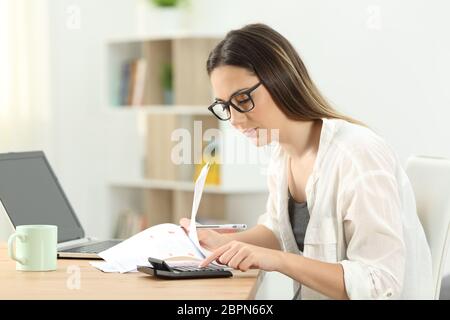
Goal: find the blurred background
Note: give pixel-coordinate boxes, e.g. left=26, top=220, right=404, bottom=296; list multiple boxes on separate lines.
left=0, top=0, right=449, bottom=299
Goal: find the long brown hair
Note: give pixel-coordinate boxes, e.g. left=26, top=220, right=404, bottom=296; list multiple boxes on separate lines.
left=206, top=23, right=364, bottom=126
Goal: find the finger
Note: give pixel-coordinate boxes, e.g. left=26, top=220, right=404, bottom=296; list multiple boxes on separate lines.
left=197, top=230, right=212, bottom=243
left=216, top=245, right=240, bottom=265
left=227, top=247, right=249, bottom=269
left=199, top=245, right=229, bottom=267
left=179, top=218, right=191, bottom=231
left=237, top=255, right=254, bottom=272
left=216, top=229, right=238, bottom=234
left=179, top=217, right=190, bottom=226
left=199, top=244, right=231, bottom=267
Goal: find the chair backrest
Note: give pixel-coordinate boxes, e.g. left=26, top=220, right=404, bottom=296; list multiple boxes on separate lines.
left=406, top=156, right=450, bottom=299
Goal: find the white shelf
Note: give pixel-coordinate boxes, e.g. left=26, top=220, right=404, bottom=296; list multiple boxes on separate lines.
left=107, top=32, right=224, bottom=45
left=109, top=178, right=268, bottom=194
left=106, top=105, right=212, bottom=116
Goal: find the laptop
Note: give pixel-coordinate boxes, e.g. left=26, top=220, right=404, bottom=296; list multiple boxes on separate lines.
left=0, top=151, right=122, bottom=259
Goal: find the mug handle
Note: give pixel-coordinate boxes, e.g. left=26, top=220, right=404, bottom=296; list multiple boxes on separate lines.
left=8, top=233, right=27, bottom=265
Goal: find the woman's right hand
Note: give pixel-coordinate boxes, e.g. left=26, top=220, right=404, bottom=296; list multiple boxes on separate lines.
left=179, top=218, right=231, bottom=251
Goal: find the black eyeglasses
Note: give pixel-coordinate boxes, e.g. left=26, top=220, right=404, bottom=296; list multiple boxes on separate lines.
left=208, top=82, right=262, bottom=121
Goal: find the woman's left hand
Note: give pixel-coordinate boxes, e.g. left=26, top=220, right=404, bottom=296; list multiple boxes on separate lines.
left=199, top=240, right=283, bottom=272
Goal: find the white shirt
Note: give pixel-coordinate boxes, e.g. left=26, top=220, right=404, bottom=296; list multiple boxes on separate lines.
left=258, top=118, right=433, bottom=299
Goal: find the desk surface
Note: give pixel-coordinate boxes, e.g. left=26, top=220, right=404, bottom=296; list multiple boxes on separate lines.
left=0, top=244, right=262, bottom=300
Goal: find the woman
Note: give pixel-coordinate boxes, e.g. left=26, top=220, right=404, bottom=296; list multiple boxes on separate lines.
left=181, top=23, right=433, bottom=300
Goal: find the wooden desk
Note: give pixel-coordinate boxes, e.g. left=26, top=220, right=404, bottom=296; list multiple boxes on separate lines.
left=0, top=244, right=262, bottom=300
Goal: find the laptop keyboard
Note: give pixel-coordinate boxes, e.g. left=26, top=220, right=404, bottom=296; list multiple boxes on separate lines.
left=60, top=240, right=122, bottom=253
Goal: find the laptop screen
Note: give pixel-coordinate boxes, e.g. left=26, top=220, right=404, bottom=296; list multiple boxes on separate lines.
left=0, top=152, right=84, bottom=242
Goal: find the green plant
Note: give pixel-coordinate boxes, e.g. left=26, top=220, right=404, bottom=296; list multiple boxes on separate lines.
left=161, top=63, right=173, bottom=91
left=151, top=0, right=179, bottom=7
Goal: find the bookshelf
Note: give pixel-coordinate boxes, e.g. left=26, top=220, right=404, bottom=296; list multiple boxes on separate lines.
left=107, top=105, right=211, bottom=115
left=104, top=33, right=269, bottom=239
left=109, top=178, right=268, bottom=194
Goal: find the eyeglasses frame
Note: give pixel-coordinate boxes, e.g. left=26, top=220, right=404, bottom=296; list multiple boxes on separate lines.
left=208, top=82, right=262, bottom=121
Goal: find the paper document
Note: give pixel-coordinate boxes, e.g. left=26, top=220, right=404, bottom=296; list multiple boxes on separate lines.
left=90, top=261, right=140, bottom=273
left=97, top=162, right=212, bottom=273
left=188, top=162, right=212, bottom=257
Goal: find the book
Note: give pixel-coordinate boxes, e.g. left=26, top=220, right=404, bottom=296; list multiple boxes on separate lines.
left=131, top=58, right=147, bottom=106
left=119, top=61, right=131, bottom=105
left=194, top=142, right=220, bottom=185
left=98, top=162, right=213, bottom=273
left=126, top=60, right=137, bottom=105
left=117, top=58, right=148, bottom=107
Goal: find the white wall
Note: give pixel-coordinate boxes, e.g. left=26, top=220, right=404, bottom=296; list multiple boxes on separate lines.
left=48, top=0, right=135, bottom=239
left=45, top=0, right=450, bottom=299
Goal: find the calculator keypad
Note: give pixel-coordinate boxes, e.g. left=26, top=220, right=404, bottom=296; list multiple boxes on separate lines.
left=172, top=265, right=225, bottom=272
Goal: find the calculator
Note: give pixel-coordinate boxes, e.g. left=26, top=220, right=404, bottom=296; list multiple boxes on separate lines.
left=137, top=257, right=233, bottom=279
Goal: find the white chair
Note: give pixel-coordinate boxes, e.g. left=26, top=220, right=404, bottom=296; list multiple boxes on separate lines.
left=406, top=155, right=450, bottom=299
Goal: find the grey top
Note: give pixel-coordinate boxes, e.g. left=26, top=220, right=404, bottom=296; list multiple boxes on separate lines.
left=288, top=189, right=310, bottom=252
